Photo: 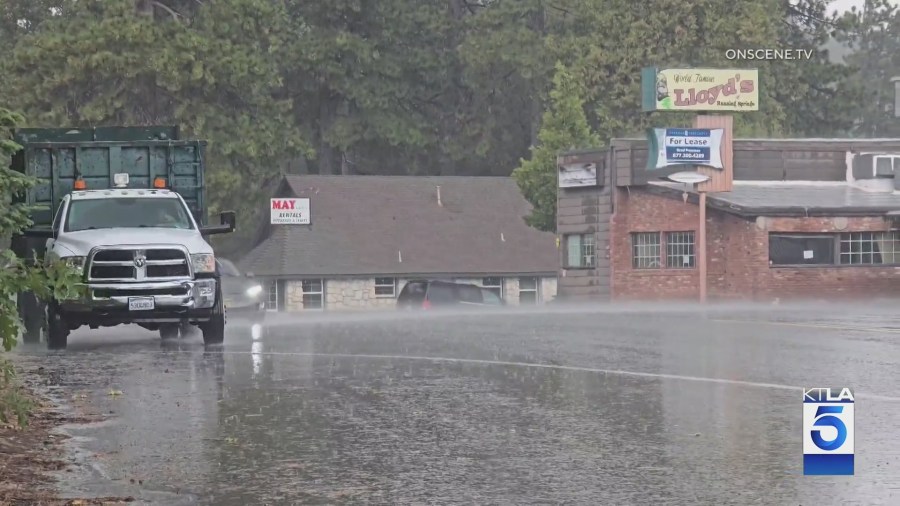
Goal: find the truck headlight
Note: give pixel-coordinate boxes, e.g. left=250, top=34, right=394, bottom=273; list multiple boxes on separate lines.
left=246, top=284, right=263, bottom=298
left=191, top=253, right=216, bottom=273
left=63, top=256, right=86, bottom=271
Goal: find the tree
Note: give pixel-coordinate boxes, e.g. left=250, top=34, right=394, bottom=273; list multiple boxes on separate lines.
left=0, top=108, right=81, bottom=425
left=512, top=62, right=599, bottom=232
left=0, top=0, right=311, bottom=257
left=836, top=0, right=900, bottom=137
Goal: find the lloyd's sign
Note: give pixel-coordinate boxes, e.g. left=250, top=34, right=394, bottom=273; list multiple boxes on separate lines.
left=642, top=67, right=759, bottom=112
left=647, top=128, right=724, bottom=170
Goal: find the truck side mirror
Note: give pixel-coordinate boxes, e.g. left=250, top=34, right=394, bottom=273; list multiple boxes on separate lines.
left=220, top=211, right=236, bottom=231
left=199, top=210, right=236, bottom=235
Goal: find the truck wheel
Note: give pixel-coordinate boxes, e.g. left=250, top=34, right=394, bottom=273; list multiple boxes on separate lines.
left=46, top=302, right=69, bottom=350
left=201, top=284, right=225, bottom=345
left=159, top=324, right=180, bottom=340
left=19, top=292, right=43, bottom=344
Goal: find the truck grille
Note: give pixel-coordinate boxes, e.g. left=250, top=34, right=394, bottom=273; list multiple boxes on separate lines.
left=87, top=247, right=191, bottom=282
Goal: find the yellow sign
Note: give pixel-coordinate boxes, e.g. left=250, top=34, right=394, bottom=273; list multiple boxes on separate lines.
left=642, top=68, right=759, bottom=112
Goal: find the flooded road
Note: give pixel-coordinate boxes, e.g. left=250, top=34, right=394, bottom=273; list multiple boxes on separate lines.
left=10, top=302, right=900, bottom=505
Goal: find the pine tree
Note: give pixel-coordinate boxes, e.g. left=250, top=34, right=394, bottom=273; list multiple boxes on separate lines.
left=512, top=62, right=600, bottom=232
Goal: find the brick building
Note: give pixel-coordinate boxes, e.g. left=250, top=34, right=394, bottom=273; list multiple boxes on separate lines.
left=240, top=175, right=558, bottom=311
left=557, top=138, right=900, bottom=301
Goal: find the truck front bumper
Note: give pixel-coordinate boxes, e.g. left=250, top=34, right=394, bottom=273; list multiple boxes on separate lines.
left=59, top=278, right=218, bottom=325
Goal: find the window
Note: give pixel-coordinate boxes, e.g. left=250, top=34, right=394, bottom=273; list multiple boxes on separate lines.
left=565, top=234, right=596, bottom=268
left=840, top=232, right=900, bottom=265
left=457, top=284, right=484, bottom=304
left=632, top=232, right=661, bottom=269
left=769, top=234, right=835, bottom=265
left=267, top=281, right=279, bottom=312
left=65, top=197, right=194, bottom=232
left=665, top=231, right=695, bottom=268
left=482, top=277, right=503, bottom=299
left=519, top=277, right=539, bottom=304
left=374, top=277, right=396, bottom=297
left=301, top=279, right=324, bottom=310
left=480, top=288, right=503, bottom=305
left=398, top=281, right=427, bottom=305
left=51, top=198, right=66, bottom=233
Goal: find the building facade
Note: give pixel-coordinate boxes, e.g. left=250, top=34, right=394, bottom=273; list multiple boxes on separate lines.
left=558, top=138, right=900, bottom=301
left=242, top=175, right=559, bottom=311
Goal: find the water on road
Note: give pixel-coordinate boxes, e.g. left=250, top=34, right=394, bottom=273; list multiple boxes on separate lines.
left=11, top=302, right=900, bottom=505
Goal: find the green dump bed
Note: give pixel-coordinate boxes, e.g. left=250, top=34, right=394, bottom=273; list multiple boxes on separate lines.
left=11, top=126, right=208, bottom=226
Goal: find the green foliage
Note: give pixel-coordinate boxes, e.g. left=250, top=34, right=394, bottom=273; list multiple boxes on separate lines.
left=0, top=0, right=894, bottom=242
left=513, top=63, right=600, bottom=232
left=836, top=0, right=900, bottom=137
left=0, top=108, right=84, bottom=353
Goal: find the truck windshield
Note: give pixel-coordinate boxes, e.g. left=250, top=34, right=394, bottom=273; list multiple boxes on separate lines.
left=65, top=198, right=194, bottom=232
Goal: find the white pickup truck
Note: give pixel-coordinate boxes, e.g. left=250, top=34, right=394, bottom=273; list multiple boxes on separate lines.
left=23, top=174, right=235, bottom=349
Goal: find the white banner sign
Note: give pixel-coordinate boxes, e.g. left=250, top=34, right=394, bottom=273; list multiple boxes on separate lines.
left=558, top=163, right=598, bottom=188
left=270, top=198, right=310, bottom=224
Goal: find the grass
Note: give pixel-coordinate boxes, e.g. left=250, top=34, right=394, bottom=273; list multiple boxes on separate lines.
left=0, top=358, right=34, bottom=429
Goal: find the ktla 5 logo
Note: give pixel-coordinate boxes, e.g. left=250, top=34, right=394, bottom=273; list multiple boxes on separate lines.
left=803, top=387, right=854, bottom=475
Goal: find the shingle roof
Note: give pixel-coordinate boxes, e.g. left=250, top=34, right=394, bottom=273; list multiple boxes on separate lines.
left=239, top=175, right=558, bottom=277
left=648, top=181, right=900, bottom=216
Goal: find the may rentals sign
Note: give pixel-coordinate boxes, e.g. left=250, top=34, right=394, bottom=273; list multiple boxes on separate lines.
left=642, top=67, right=758, bottom=112
left=270, top=198, right=310, bottom=224
left=647, top=128, right=724, bottom=170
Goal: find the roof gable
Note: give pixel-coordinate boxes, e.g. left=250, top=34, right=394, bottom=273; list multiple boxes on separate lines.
left=240, top=175, right=558, bottom=277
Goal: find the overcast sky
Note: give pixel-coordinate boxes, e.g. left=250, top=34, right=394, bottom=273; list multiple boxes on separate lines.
left=828, top=0, right=899, bottom=14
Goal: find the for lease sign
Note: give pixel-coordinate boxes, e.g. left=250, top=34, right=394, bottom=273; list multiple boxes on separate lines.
left=270, top=198, right=310, bottom=224
left=647, top=128, right=724, bottom=170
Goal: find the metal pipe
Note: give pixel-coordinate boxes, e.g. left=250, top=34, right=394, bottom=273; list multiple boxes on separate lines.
left=698, top=191, right=707, bottom=303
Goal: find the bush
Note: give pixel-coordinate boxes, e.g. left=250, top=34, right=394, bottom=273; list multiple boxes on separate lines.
left=0, top=108, right=82, bottom=425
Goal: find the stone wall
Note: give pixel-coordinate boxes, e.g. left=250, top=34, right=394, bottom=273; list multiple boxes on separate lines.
left=280, top=275, right=558, bottom=311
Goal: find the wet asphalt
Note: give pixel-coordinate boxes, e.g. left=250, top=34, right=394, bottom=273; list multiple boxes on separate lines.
left=9, top=302, right=900, bottom=505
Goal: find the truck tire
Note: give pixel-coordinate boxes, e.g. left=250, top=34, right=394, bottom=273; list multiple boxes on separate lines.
left=46, top=302, right=69, bottom=350
left=159, top=324, right=180, bottom=340
left=19, top=292, right=43, bottom=344
left=201, top=284, right=225, bottom=345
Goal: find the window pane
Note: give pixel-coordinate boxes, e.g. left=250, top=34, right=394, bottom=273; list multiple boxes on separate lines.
left=519, top=277, right=538, bottom=290
left=840, top=232, right=900, bottom=265
left=302, top=293, right=322, bottom=309
left=519, top=291, right=537, bottom=304
left=267, top=282, right=278, bottom=308
left=374, top=277, right=395, bottom=296
left=302, top=279, right=323, bottom=293
left=582, top=234, right=596, bottom=267
left=665, top=231, right=695, bottom=268
left=457, top=285, right=483, bottom=303
left=769, top=235, right=834, bottom=265
left=632, top=232, right=661, bottom=269
left=482, top=277, right=502, bottom=288
left=566, top=235, right=582, bottom=267
left=481, top=289, right=502, bottom=305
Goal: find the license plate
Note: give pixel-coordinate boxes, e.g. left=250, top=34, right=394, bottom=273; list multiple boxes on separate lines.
left=128, top=297, right=155, bottom=311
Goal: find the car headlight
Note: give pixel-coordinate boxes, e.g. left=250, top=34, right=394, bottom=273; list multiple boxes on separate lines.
left=246, top=284, right=263, bottom=298
left=63, top=256, right=86, bottom=271
left=191, top=253, right=216, bottom=273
